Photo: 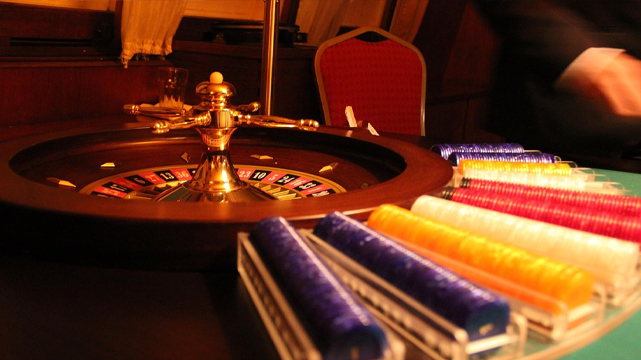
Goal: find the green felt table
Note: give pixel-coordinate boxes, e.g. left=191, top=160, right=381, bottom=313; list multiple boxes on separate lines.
left=560, top=169, right=641, bottom=360
left=598, top=169, right=641, bottom=196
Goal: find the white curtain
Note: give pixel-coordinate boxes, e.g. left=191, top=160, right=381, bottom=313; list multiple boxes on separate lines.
left=120, top=0, right=188, bottom=68
left=297, top=0, right=352, bottom=46
left=389, top=0, right=429, bottom=43
left=297, top=0, right=427, bottom=46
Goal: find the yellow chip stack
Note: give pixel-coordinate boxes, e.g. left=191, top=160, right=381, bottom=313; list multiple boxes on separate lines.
left=458, top=160, right=573, bottom=176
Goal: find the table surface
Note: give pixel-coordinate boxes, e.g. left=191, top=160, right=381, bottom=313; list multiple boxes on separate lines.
left=558, top=169, right=641, bottom=360
left=2, top=120, right=641, bottom=360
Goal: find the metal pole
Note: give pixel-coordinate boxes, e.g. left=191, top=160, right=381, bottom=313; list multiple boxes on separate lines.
left=261, top=0, right=279, bottom=116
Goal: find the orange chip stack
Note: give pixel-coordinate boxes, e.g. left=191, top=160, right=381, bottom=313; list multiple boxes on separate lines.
left=368, top=204, right=595, bottom=313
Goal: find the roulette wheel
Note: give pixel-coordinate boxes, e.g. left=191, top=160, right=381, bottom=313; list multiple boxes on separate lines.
left=0, top=71, right=451, bottom=271
left=0, top=117, right=452, bottom=271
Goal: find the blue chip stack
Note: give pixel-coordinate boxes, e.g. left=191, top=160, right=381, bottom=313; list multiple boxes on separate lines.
left=250, top=217, right=389, bottom=360
left=313, top=212, right=511, bottom=342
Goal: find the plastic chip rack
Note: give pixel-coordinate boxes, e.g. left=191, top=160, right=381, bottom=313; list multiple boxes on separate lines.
left=397, top=240, right=607, bottom=342
left=237, top=217, right=405, bottom=360
left=305, top=212, right=527, bottom=360
left=366, top=204, right=610, bottom=340
left=409, top=196, right=641, bottom=307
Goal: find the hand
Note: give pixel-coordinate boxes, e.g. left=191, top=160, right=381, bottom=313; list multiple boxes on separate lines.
left=575, top=53, right=641, bottom=117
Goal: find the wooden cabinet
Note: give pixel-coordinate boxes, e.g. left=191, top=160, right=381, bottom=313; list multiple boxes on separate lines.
left=168, top=41, right=321, bottom=122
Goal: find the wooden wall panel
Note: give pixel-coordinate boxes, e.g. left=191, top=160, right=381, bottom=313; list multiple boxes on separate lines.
left=0, top=61, right=169, bottom=126
left=424, top=101, right=468, bottom=142
left=412, top=0, right=468, bottom=85
left=463, top=97, right=504, bottom=143
left=444, top=3, right=500, bottom=86
left=0, top=3, right=119, bottom=58
left=418, top=2, right=503, bottom=143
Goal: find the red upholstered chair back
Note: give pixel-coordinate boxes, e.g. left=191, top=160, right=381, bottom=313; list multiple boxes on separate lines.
left=315, top=27, right=426, bottom=135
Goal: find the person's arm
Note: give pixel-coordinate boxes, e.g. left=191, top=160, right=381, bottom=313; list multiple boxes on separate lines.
left=475, top=0, right=641, bottom=116
left=558, top=50, right=641, bottom=116
left=474, top=0, right=605, bottom=82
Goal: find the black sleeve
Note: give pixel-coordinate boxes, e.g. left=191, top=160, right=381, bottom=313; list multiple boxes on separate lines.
left=473, top=0, right=613, bottom=82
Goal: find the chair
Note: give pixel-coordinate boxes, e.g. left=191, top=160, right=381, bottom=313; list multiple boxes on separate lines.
left=315, top=26, right=426, bottom=135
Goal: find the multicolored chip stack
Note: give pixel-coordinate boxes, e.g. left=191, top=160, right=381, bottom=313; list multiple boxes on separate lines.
left=367, top=204, right=596, bottom=314
left=313, top=211, right=512, bottom=342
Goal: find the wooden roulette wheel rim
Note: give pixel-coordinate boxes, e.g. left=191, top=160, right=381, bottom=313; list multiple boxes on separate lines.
left=0, top=122, right=452, bottom=270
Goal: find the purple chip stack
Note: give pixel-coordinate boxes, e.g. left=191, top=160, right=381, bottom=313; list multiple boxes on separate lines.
left=431, top=143, right=525, bottom=160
